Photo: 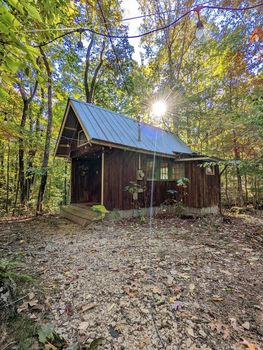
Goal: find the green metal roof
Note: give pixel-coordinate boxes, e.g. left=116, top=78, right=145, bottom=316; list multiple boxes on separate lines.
left=58, top=98, right=193, bottom=156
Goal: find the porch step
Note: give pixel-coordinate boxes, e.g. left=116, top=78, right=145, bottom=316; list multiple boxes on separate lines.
left=60, top=204, right=102, bottom=226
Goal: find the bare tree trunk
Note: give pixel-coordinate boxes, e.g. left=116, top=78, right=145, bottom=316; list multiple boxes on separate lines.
left=84, top=36, right=105, bottom=103
left=233, top=130, right=243, bottom=207
left=225, top=169, right=230, bottom=207
left=36, top=48, right=52, bottom=213
left=18, top=100, right=29, bottom=205
left=244, top=174, right=248, bottom=206
left=17, top=79, right=38, bottom=206
left=6, top=140, right=10, bottom=212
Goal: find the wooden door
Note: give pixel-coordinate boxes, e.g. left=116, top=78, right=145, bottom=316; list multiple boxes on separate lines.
left=71, top=157, right=101, bottom=203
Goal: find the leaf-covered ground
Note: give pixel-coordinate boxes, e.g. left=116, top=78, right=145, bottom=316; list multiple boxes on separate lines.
left=1, top=212, right=263, bottom=350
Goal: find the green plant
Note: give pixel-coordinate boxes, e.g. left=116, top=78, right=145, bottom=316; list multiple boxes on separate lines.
left=0, top=260, right=32, bottom=282
left=176, top=177, right=189, bottom=188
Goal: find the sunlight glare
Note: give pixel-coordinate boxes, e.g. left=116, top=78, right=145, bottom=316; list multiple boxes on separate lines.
left=151, top=100, right=167, bottom=118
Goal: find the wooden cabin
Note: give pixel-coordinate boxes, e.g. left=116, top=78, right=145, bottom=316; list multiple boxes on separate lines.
left=55, top=98, right=220, bottom=218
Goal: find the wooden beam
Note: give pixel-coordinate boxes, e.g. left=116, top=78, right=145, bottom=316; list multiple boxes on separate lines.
left=91, top=139, right=175, bottom=159
left=64, top=126, right=77, bottom=131
left=174, top=157, right=218, bottom=162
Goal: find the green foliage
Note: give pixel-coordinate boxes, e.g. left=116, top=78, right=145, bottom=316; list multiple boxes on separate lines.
left=91, top=204, right=109, bottom=218
left=0, top=259, right=32, bottom=282
left=176, top=177, right=189, bottom=188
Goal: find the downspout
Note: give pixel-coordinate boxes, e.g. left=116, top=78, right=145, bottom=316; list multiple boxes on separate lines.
left=101, top=148, right=104, bottom=205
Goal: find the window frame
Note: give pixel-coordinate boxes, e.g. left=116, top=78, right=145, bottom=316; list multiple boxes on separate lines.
left=160, top=161, right=169, bottom=180
left=170, top=162, right=185, bottom=181
left=146, top=158, right=158, bottom=180
left=77, top=130, right=88, bottom=147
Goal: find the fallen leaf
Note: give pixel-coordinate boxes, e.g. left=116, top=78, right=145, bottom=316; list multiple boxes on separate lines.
left=78, top=321, right=89, bottom=331
left=177, top=273, right=190, bottom=279
left=80, top=303, right=97, bottom=312
left=171, top=300, right=183, bottom=312
left=65, top=302, right=73, bottom=316
left=44, top=342, right=57, bottom=350
left=123, top=287, right=139, bottom=298
left=139, top=336, right=150, bottom=349
left=211, top=295, right=224, bottom=302
left=187, top=327, right=195, bottom=337
left=188, top=283, right=195, bottom=292
left=29, top=292, right=35, bottom=300
left=230, top=317, right=240, bottom=331
left=242, top=338, right=257, bottom=350
left=28, top=300, right=39, bottom=307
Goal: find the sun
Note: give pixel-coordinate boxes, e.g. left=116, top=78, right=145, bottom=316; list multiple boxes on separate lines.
left=151, top=100, right=167, bottom=118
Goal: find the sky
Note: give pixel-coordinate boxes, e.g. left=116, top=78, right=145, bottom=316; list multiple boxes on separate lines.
left=121, top=0, right=144, bottom=63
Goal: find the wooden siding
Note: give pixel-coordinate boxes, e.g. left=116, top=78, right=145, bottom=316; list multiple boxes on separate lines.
left=102, top=149, right=220, bottom=211
left=70, top=147, right=220, bottom=211
left=104, top=149, right=138, bottom=210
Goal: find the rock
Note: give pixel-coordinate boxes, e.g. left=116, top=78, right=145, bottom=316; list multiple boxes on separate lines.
left=242, top=321, right=250, bottom=330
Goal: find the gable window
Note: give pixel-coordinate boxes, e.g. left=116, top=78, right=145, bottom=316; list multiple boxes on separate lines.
left=160, top=162, right=169, bottom=180
left=78, top=130, right=87, bottom=147
left=171, top=163, right=185, bottom=180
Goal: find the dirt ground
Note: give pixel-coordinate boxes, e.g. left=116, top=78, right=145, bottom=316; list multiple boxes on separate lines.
left=0, top=212, right=263, bottom=350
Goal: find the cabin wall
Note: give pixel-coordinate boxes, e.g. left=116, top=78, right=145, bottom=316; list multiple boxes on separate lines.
left=104, top=149, right=138, bottom=210
left=103, top=149, right=220, bottom=211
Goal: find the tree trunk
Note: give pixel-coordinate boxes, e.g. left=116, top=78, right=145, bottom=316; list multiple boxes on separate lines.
left=18, top=100, right=29, bottom=206
left=233, top=130, right=243, bottom=206
left=84, top=36, right=105, bottom=103
left=36, top=48, right=52, bottom=213
left=225, top=169, right=230, bottom=207
left=6, top=140, right=10, bottom=212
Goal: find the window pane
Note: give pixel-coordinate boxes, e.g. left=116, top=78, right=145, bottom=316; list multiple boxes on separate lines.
left=171, top=163, right=185, bottom=180
left=146, top=159, right=153, bottom=179
left=160, top=162, right=168, bottom=180
left=146, top=159, right=157, bottom=180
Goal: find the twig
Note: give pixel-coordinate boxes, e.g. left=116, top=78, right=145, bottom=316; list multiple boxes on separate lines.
left=149, top=303, right=166, bottom=349
left=2, top=341, right=17, bottom=350
left=1, top=293, right=30, bottom=308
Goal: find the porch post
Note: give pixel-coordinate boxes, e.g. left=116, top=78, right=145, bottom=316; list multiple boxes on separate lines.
left=101, top=149, right=104, bottom=205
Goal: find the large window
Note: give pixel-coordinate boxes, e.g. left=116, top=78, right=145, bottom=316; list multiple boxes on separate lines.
left=171, top=163, right=185, bottom=180
left=146, top=159, right=185, bottom=181
left=160, top=162, right=169, bottom=180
